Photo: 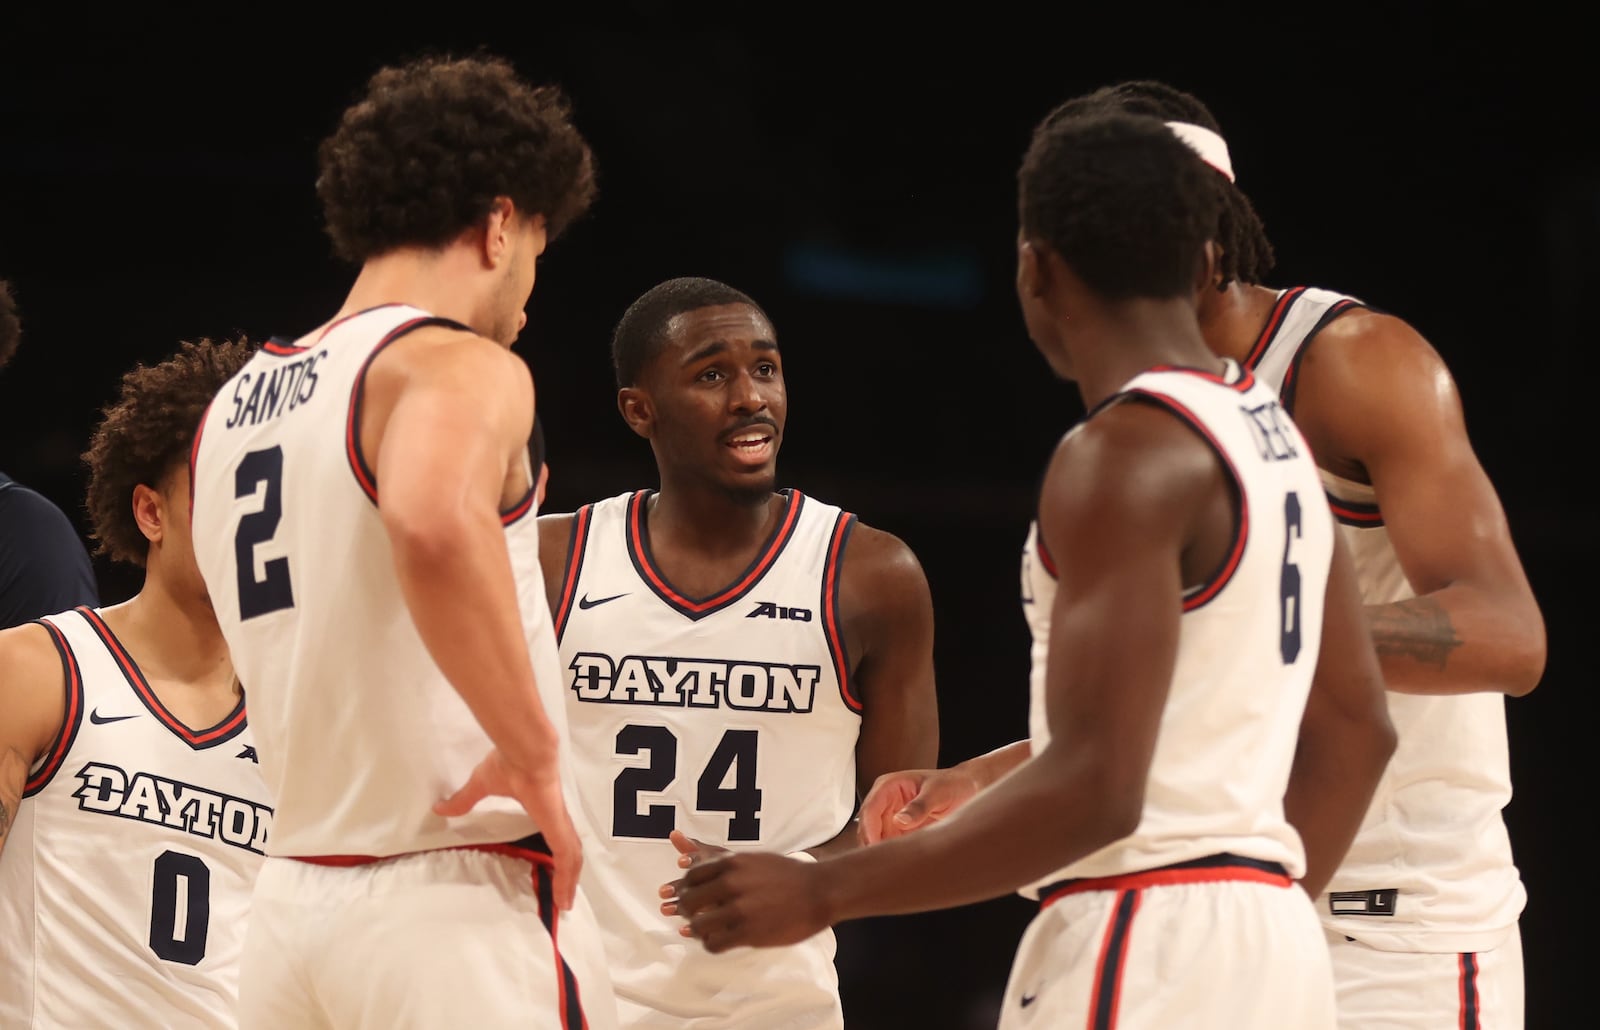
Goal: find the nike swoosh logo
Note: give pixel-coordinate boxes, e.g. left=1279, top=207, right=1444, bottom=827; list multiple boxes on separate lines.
left=577, top=592, right=629, bottom=610
left=89, top=709, right=139, bottom=725
left=1020, top=991, right=1039, bottom=1008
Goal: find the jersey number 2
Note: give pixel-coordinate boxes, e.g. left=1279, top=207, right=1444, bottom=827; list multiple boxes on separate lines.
left=149, top=850, right=211, bottom=965
left=614, top=725, right=762, bottom=841
left=234, top=446, right=295, bottom=620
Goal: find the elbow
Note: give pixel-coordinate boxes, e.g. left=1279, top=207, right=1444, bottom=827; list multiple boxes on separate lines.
left=381, top=500, right=474, bottom=570
left=1506, top=609, right=1547, bottom=698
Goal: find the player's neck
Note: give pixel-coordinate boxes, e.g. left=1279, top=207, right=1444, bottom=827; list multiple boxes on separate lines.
left=1070, top=297, right=1221, bottom=410
left=1198, top=282, right=1282, bottom=365
left=648, top=484, right=782, bottom=557
left=102, top=573, right=232, bottom=692
left=330, top=248, right=487, bottom=339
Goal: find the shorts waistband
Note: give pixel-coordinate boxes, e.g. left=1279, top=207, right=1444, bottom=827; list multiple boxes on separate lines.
left=1039, top=852, right=1292, bottom=909
left=287, top=832, right=552, bottom=869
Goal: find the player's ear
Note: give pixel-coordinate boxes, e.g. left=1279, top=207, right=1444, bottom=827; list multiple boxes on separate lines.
left=1016, top=236, right=1048, bottom=301
left=482, top=196, right=516, bottom=268
left=131, top=482, right=164, bottom=547
left=1195, top=239, right=1223, bottom=298
left=618, top=387, right=654, bottom=439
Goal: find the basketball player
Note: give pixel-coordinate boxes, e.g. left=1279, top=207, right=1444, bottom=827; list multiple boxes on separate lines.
left=0, top=337, right=269, bottom=1028
left=187, top=55, right=617, bottom=1029
left=667, top=113, right=1396, bottom=1029
left=860, top=81, right=1545, bottom=1029
left=539, top=275, right=938, bottom=1028
left=0, top=277, right=99, bottom=628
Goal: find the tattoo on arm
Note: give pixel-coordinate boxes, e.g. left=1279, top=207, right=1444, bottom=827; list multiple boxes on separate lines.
left=1367, top=596, right=1464, bottom=669
left=1, top=748, right=25, bottom=851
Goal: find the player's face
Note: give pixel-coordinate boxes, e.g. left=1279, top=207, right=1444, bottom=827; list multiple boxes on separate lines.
left=154, top=465, right=213, bottom=610
left=494, top=213, right=547, bottom=346
left=641, top=304, right=786, bottom=498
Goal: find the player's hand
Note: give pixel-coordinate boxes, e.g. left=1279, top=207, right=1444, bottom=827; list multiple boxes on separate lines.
left=668, top=852, right=831, bottom=953
left=434, top=748, right=584, bottom=911
left=669, top=828, right=728, bottom=869
left=857, top=766, right=980, bottom=845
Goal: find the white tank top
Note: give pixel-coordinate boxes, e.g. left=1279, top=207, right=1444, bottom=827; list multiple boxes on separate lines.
left=0, top=607, right=271, bottom=1029
left=1020, top=361, right=1332, bottom=894
left=553, top=489, right=858, bottom=1028
left=1249, top=286, right=1524, bottom=950
left=189, top=304, right=562, bottom=858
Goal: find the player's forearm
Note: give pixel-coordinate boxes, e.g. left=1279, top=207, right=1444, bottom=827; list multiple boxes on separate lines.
left=957, top=738, right=1033, bottom=790
left=1284, top=717, right=1395, bottom=897
left=386, top=506, right=560, bottom=767
left=1366, top=586, right=1545, bottom=697
left=819, top=747, right=1133, bottom=922
left=801, top=819, right=861, bottom=861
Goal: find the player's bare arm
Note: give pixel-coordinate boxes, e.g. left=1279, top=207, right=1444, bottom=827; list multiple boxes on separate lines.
left=0, top=624, right=68, bottom=857
left=857, top=738, right=1033, bottom=845
left=1283, top=530, right=1397, bottom=897
left=362, top=326, right=583, bottom=906
left=789, top=523, right=939, bottom=860
left=671, top=404, right=1214, bottom=950
left=1294, top=311, right=1546, bottom=696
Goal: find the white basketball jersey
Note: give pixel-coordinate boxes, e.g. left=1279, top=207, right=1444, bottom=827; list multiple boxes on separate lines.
left=1020, top=361, right=1333, bottom=895
left=189, top=304, right=560, bottom=858
left=1249, top=286, right=1524, bottom=950
left=554, top=489, right=859, bottom=1029
left=0, top=607, right=271, bottom=1029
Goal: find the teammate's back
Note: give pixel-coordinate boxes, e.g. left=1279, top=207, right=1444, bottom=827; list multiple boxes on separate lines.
left=191, top=305, right=552, bottom=857
left=185, top=54, right=618, bottom=1030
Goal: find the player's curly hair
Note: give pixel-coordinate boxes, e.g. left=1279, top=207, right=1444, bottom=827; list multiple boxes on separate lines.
left=611, top=277, right=769, bottom=389
left=84, top=337, right=257, bottom=566
left=1041, top=81, right=1275, bottom=289
left=316, top=53, right=598, bottom=263
left=1018, top=112, right=1222, bottom=300
left=0, top=279, right=21, bottom=373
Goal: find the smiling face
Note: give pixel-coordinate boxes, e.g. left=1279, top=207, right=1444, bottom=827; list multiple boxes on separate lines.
left=619, top=302, right=787, bottom=501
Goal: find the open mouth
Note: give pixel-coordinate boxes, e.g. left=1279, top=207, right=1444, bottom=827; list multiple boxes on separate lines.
left=724, top=428, right=776, bottom=466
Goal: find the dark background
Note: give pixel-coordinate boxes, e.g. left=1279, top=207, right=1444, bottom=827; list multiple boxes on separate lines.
left=2, top=8, right=1592, bottom=1027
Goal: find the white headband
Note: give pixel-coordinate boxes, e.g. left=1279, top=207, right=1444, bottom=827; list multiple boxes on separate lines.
left=1165, top=121, right=1235, bottom=182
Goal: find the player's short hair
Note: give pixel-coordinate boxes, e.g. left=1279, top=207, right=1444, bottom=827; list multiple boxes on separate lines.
left=611, top=277, right=769, bottom=389
left=1018, top=112, right=1222, bottom=300
left=316, top=53, right=597, bottom=263
left=84, top=338, right=257, bottom=566
left=1041, top=81, right=1275, bottom=288
left=0, top=279, right=20, bottom=373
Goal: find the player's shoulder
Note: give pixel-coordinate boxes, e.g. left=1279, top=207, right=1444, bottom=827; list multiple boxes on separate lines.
left=1306, top=300, right=1450, bottom=381
left=825, top=512, right=929, bottom=602
left=0, top=619, right=65, bottom=685
left=1044, top=398, right=1222, bottom=518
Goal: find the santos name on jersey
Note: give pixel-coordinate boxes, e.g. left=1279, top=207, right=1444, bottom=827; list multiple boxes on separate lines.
left=189, top=304, right=560, bottom=859
left=1018, top=361, right=1333, bottom=895
left=1247, top=286, right=1524, bottom=952
left=0, top=607, right=271, bottom=1029
left=553, top=489, right=859, bottom=1029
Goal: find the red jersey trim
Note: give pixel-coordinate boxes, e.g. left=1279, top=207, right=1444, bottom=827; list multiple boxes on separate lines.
left=23, top=619, right=85, bottom=797
left=75, top=607, right=248, bottom=749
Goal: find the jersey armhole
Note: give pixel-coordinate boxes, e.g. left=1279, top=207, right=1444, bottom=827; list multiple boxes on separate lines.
left=1119, top=391, right=1249, bottom=613
left=552, top=504, right=594, bottom=644
left=820, top=511, right=861, bottom=713
left=22, top=620, right=85, bottom=798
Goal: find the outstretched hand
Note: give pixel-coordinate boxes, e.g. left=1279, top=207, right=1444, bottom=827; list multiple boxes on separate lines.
left=665, top=850, right=832, bottom=953
left=435, top=748, right=583, bottom=912
left=857, top=765, right=980, bottom=845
